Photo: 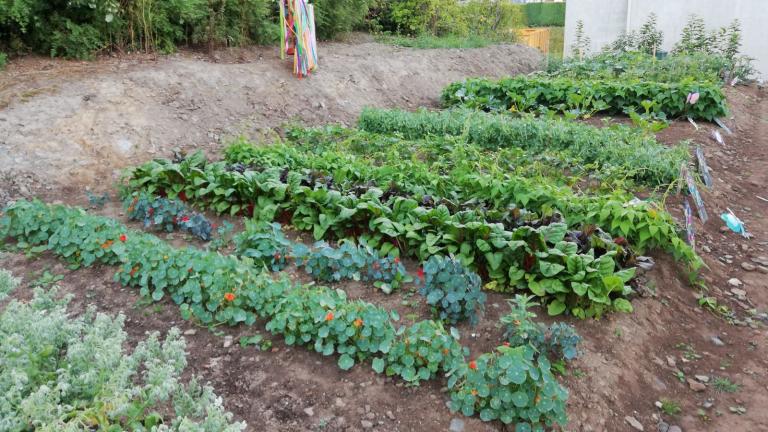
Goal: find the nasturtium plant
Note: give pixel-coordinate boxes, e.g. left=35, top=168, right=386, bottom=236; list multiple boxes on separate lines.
left=419, top=255, right=486, bottom=325
left=234, top=221, right=293, bottom=271
left=124, top=192, right=213, bottom=241
left=448, top=344, right=568, bottom=428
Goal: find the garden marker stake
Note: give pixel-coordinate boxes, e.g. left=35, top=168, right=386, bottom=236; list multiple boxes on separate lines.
left=684, top=166, right=708, bottom=223
left=695, top=146, right=713, bottom=189
left=683, top=200, right=695, bottom=250
left=280, top=0, right=318, bottom=78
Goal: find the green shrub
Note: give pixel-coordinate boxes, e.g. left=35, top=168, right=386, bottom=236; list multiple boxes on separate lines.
left=312, top=0, right=373, bottom=39
left=442, top=76, right=728, bottom=121
left=0, top=0, right=274, bottom=58
left=0, top=268, right=19, bottom=301
left=523, top=2, right=565, bottom=27
left=372, top=0, right=521, bottom=39
left=0, top=52, right=7, bottom=69
left=0, top=282, right=245, bottom=431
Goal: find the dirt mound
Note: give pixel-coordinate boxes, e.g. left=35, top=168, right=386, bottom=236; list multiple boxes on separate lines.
left=0, top=42, right=541, bottom=198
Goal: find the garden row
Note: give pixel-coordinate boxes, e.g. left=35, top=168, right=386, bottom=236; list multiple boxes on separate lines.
left=441, top=76, right=728, bottom=121
left=125, top=148, right=643, bottom=318
left=0, top=200, right=568, bottom=428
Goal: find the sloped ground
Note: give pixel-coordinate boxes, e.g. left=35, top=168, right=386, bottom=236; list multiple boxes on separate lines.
left=1, top=41, right=768, bottom=432
left=0, top=41, right=540, bottom=204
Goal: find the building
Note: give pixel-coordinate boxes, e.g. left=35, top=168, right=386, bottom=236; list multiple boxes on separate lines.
left=564, top=0, right=768, bottom=78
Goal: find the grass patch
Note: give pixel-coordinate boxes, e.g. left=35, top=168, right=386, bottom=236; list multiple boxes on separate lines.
left=713, top=377, right=741, bottom=393
left=375, top=33, right=513, bottom=49
left=661, top=399, right=682, bottom=416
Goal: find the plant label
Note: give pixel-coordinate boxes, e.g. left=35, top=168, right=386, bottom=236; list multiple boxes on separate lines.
left=685, top=167, right=708, bottom=223
left=695, top=146, right=713, bottom=188
left=683, top=199, right=695, bottom=251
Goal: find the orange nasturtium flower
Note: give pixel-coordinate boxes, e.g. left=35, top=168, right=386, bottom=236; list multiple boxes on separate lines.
left=224, top=292, right=235, bottom=302
left=353, top=318, right=363, bottom=328
left=325, top=311, right=335, bottom=322
left=101, top=240, right=114, bottom=249
left=468, top=360, right=477, bottom=370
left=471, top=389, right=478, bottom=396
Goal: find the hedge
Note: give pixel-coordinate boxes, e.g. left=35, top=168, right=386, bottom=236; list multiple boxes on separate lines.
left=524, top=3, right=566, bottom=27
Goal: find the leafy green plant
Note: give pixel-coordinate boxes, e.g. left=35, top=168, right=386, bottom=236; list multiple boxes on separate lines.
left=234, top=221, right=293, bottom=271
left=441, top=76, right=728, bottom=121
left=419, top=255, right=486, bottom=325
left=0, top=283, right=245, bottom=431
left=0, top=268, right=20, bottom=301
left=501, top=295, right=581, bottom=362
left=0, top=52, right=6, bottom=70
left=124, top=192, right=214, bottom=241
left=378, top=320, right=467, bottom=384
left=448, top=344, right=568, bottom=427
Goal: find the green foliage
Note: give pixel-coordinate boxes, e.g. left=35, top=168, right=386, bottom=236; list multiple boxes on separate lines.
left=419, top=255, right=486, bottom=325
left=0, top=200, right=571, bottom=427
left=660, top=398, right=682, bottom=416
left=0, top=268, right=20, bottom=301
left=549, top=52, right=728, bottom=84
left=124, top=192, right=214, bottom=241
left=448, top=344, right=567, bottom=427
left=234, top=220, right=293, bottom=271
left=570, top=19, right=590, bottom=59
left=0, top=284, right=245, bottom=431
left=124, top=150, right=642, bottom=317
left=312, top=0, right=372, bottom=39
left=636, top=13, right=663, bottom=55
left=380, top=320, right=466, bottom=383
left=376, top=33, right=507, bottom=49
left=442, top=75, right=728, bottom=121
left=233, top=220, right=411, bottom=292
left=358, top=107, right=688, bottom=186
left=0, top=51, right=5, bottom=69
left=0, top=0, right=275, bottom=58
left=712, top=377, right=741, bottom=393
left=523, top=2, right=565, bottom=27
left=371, top=0, right=522, bottom=40
left=501, top=295, right=581, bottom=362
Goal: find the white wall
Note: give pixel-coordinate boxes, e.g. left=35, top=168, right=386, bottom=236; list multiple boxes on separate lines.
left=564, top=0, right=768, bottom=79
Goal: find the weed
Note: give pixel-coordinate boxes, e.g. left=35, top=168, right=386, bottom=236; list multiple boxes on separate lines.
left=712, top=377, right=740, bottom=393
left=661, top=399, right=682, bottom=416
left=30, top=270, right=64, bottom=288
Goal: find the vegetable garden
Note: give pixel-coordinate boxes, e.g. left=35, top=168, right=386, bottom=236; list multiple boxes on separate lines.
left=1, top=15, right=764, bottom=432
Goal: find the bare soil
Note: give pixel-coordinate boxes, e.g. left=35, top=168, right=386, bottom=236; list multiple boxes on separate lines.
left=1, top=41, right=768, bottom=432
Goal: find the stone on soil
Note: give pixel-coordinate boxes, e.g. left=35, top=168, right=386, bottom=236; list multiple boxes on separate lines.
left=625, top=416, right=644, bottom=431
left=449, top=418, right=465, bottom=432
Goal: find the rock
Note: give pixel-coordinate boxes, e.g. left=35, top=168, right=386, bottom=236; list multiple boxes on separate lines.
left=668, top=426, right=682, bottom=432
left=688, top=378, right=706, bottom=392
left=657, top=421, right=670, bottom=432
left=666, top=356, right=677, bottom=368
left=695, top=375, right=710, bottom=383
left=711, top=336, right=725, bottom=346
left=361, top=420, right=374, bottom=429
left=366, top=413, right=375, bottom=420
left=758, top=266, right=768, bottom=274
left=335, top=398, right=346, bottom=408
left=183, top=329, right=197, bottom=336
left=625, top=416, right=644, bottom=431
left=702, top=245, right=712, bottom=253
left=303, top=407, right=314, bottom=416
left=741, top=262, right=756, bottom=271
left=727, top=278, right=743, bottom=287
left=222, top=336, right=233, bottom=348
left=730, top=288, right=747, bottom=297
left=655, top=401, right=664, bottom=409
left=386, top=411, right=395, bottom=420
left=449, top=418, right=465, bottom=432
